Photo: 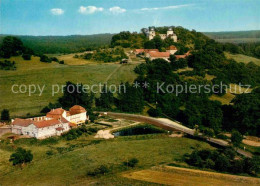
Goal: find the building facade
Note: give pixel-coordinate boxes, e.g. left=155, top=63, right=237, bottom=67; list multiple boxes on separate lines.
left=11, top=105, right=88, bottom=139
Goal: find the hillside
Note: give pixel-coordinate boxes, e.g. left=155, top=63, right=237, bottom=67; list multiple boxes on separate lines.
left=204, top=30, right=260, bottom=43
left=0, top=55, right=138, bottom=117
left=0, top=34, right=113, bottom=54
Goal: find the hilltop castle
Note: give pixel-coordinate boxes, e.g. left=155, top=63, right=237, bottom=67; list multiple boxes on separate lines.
left=148, top=27, right=177, bottom=42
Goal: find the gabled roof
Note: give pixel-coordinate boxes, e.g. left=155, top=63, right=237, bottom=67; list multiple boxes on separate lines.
left=149, top=51, right=170, bottom=58
left=168, top=45, right=177, bottom=50
left=175, top=51, right=191, bottom=60
left=69, top=105, right=86, bottom=115
left=134, top=49, right=159, bottom=54
left=60, top=117, right=69, bottom=123
left=12, top=118, right=34, bottom=127
left=34, top=119, right=61, bottom=128
left=144, top=49, right=159, bottom=53
left=46, top=108, right=65, bottom=116
left=69, top=122, right=77, bottom=127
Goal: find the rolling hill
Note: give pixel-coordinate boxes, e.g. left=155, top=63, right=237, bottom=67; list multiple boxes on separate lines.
left=204, top=30, right=260, bottom=43
left=0, top=34, right=114, bottom=54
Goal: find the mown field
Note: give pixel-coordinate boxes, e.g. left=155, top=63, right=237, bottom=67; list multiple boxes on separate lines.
left=0, top=133, right=214, bottom=185
left=123, top=166, right=260, bottom=186
left=0, top=55, right=138, bottom=117
left=225, top=52, right=260, bottom=66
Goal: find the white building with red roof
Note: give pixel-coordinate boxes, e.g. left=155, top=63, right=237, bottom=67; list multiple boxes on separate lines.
left=147, top=51, right=171, bottom=61
left=46, top=105, right=88, bottom=126
left=11, top=105, right=88, bottom=139
left=11, top=118, right=70, bottom=139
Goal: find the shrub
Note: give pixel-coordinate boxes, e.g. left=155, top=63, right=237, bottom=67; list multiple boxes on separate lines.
left=9, top=147, right=33, bottom=166
left=59, top=60, right=64, bottom=64
left=46, top=150, right=55, bottom=156
left=0, top=60, right=16, bottom=70
left=40, top=55, right=51, bottom=63
left=50, top=57, right=59, bottom=62
left=123, top=158, right=139, bottom=168
left=231, top=130, right=243, bottom=148
left=22, top=53, right=32, bottom=60
left=147, top=108, right=162, bottom=117
left=40, top=137, right=59, bottom=145
left=1, top=109, right=10, bottom=121
left=87, top=165, right=110, bottom=176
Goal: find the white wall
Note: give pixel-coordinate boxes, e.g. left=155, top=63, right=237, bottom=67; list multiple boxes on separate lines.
left=12, top=123, right=70, bottom=139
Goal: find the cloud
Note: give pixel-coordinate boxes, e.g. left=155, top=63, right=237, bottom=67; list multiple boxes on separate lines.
left=78, top=6, right=104, bottom=14
left=109, top=6, right=126, bottom=14
left=50, top=8, right=64, bottom=15
left=140, top=4, right=192, bottom=11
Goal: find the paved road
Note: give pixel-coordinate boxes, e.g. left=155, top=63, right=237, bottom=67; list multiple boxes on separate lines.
left=96, top=111, right=253, bottom=158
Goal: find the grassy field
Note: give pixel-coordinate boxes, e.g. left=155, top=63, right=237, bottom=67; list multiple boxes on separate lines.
left=0, top=133, right=213, bottom=185
left=0, top=55, right=138, bottom=117
left=225, top=52, right=260, bottom=66
left=123, top=166, right=260, bottom=185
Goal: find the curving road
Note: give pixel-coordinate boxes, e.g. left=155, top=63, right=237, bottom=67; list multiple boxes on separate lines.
left=96, top=111, right=252, bottom=158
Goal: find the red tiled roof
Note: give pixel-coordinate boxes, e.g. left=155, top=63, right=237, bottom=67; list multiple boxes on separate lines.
left=175, top=55, right=187, bottom=59
left=168, top=45, right=177, bottom=50
left=34, top=119, right=61, bottom=128
left=69, top=105, right=86, bottom=115
left=134, top=49, right=145, bottom=54
left=47, top=108, right=65, bottom=116
left=134, top=49, right=159, bottom=54
left=60, top=117, right=69, bottom=123
left=149, top=51, right=170, bottom=58
left=69, top=122, right=77, bottom=127
left=175, top=51, right=191, bottom=60
left=12, top=118, right=34, bottom=127
left=144, top=49, right=159, bottom=53
left=56, top=127, right=64, bottom=131
left=46, top=108, right=65, bottom=119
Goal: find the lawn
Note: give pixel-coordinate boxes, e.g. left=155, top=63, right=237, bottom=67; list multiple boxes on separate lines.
left=0, top=134, right=213, bottom=185
left=0, top=56, right=138, bottom=117
left=225, top=52, right=260, bottom=66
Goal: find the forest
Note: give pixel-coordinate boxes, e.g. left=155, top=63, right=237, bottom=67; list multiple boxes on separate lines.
left=0, top=34, right=113, bottom=54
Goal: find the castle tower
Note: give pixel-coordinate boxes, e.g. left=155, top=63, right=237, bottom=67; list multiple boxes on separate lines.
left=167, top=27, right=174, bottom=36
left=149, top=28, right=156, bottom=40
left=167, top=27, right=177, bottom=42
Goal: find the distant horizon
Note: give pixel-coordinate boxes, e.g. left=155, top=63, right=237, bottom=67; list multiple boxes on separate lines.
left=1, top=0, right=259, bottom=36
left=1, top=29, right=260, bottom=37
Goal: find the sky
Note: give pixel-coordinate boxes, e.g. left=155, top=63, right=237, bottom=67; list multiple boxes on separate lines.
left=0, top=0, right=260, bottom=36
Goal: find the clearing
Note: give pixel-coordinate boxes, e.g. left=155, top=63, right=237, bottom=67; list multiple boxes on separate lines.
left=225, top=52, right=260, bottom=66
left=123, top=166, right=260, bottom=186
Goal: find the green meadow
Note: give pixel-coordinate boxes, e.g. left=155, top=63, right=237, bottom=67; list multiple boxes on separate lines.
left=0, top=133, right=213, bottom=185
left=0, top=56, right=138, bottom=117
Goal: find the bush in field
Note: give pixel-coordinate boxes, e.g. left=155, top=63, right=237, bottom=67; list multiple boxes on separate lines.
left=87, top=165, right=110, bottom=176
left=46, top=150, right=55, bottom=156
left=40, top=54, right=51, bottom=63
left=231, top=130, right=243, bottom=148
left=1, top=109, right=10, bottom=121
left=40, top=137, right=59, bottom=145
left=123, top=158, right=139, bottom=168
left=0, top=60, right=16, bottom=70
left=22, top=53, right=32, bottom=60
left=9, top=147, right=33, bottom=166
